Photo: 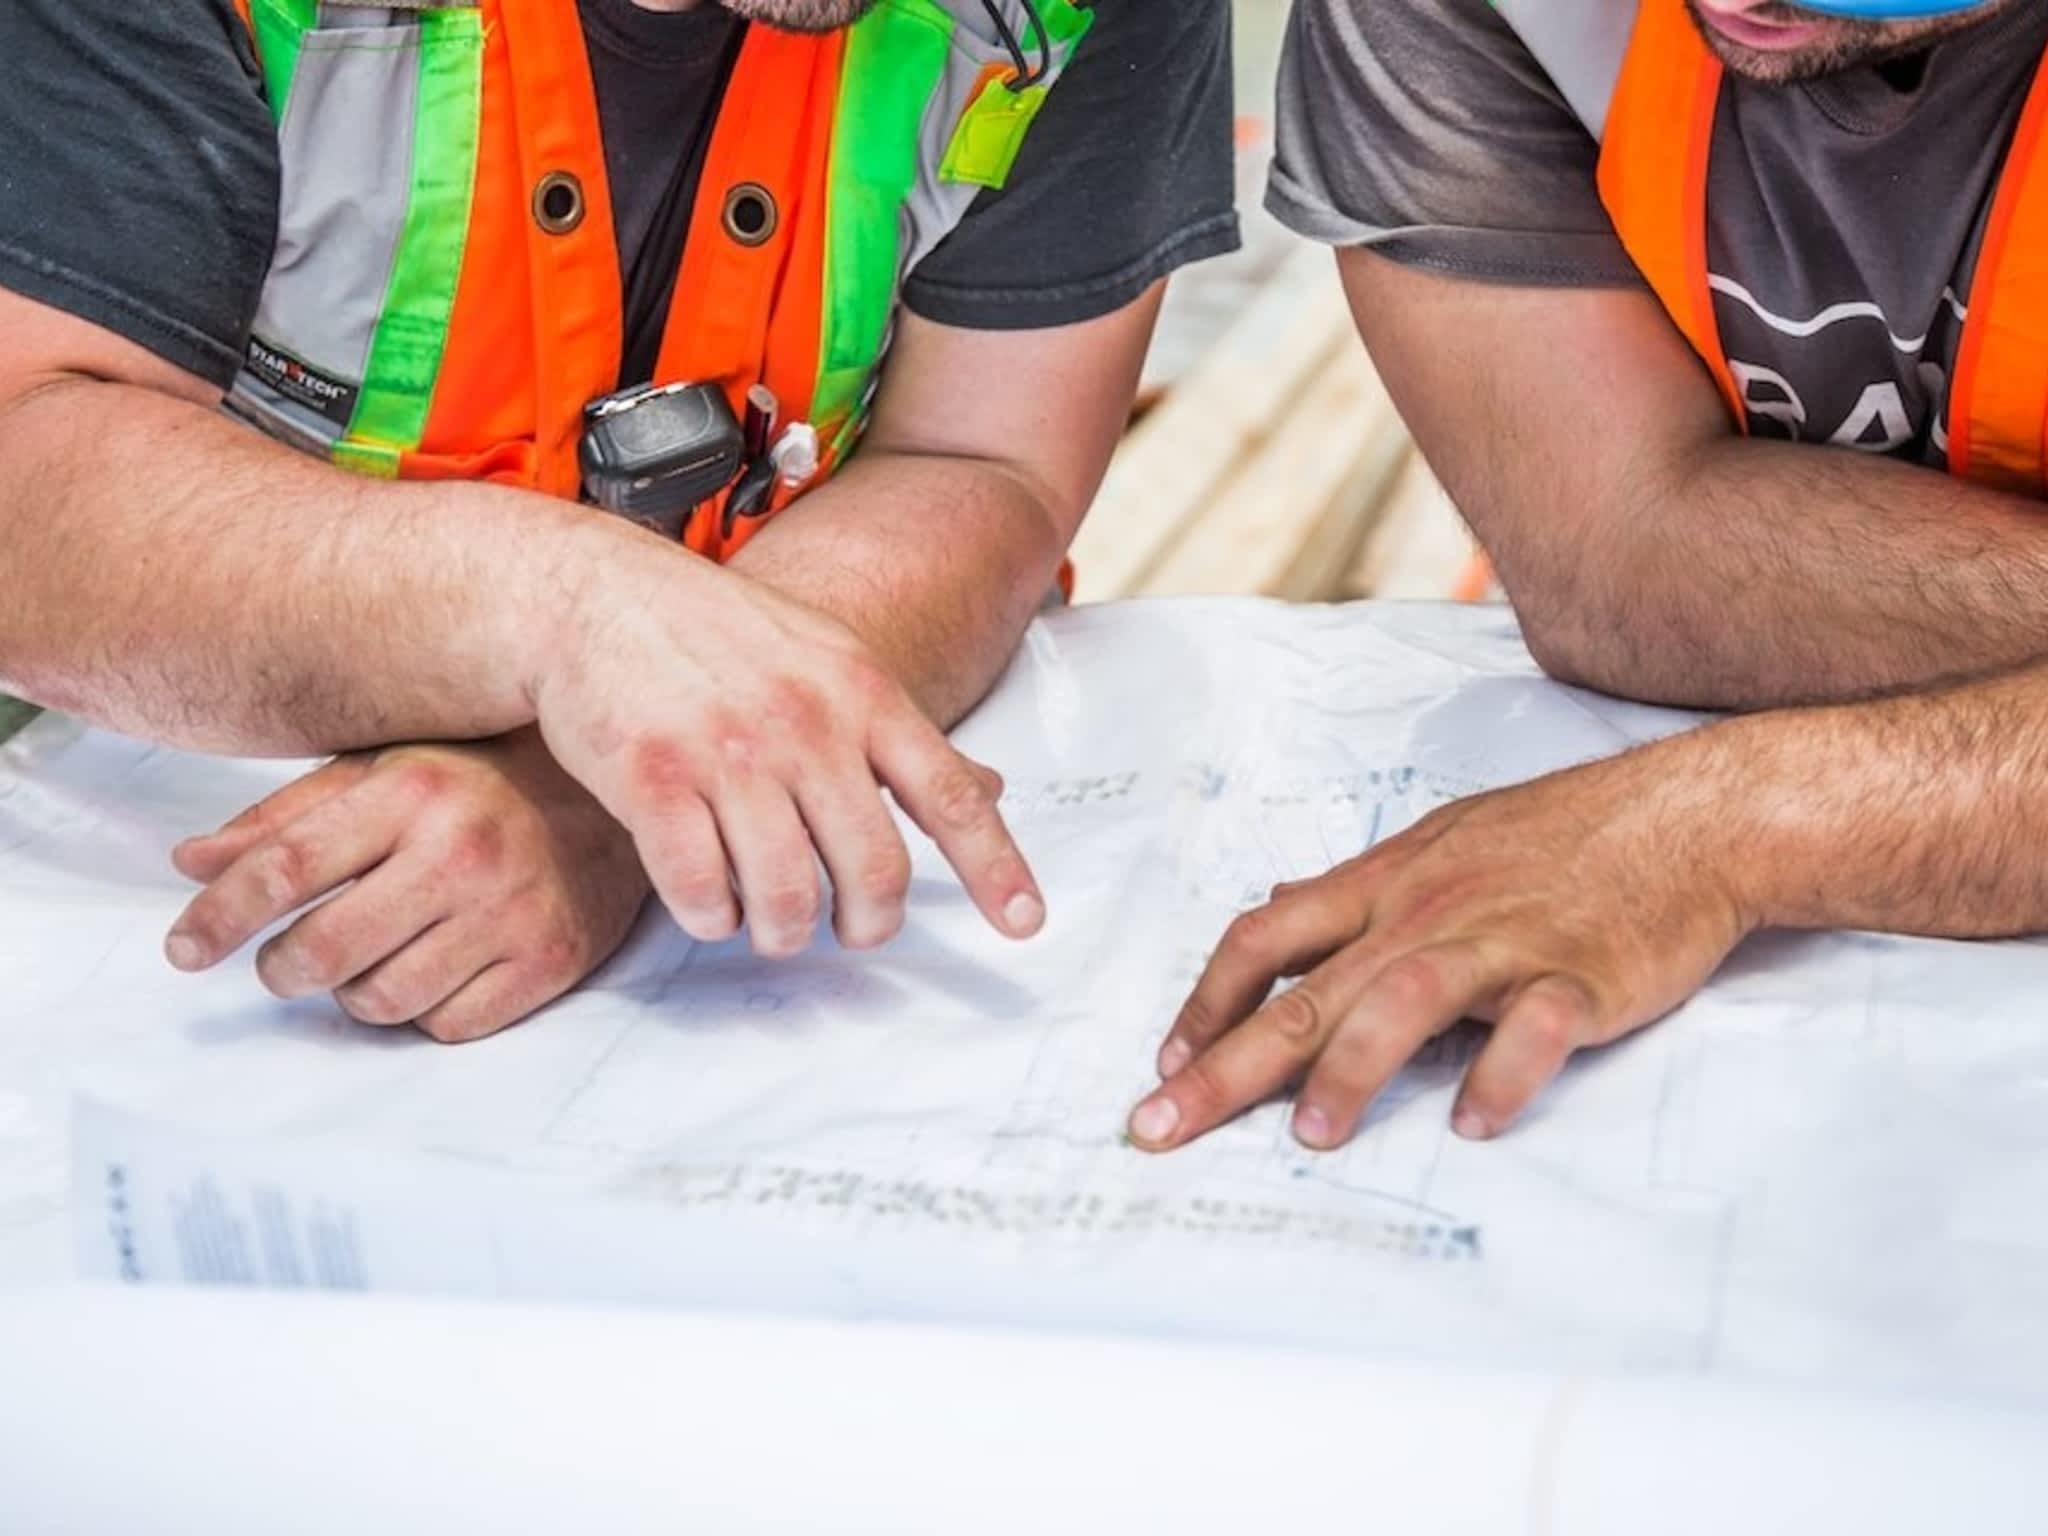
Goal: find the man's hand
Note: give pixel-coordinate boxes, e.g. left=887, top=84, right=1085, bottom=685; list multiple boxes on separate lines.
left=532, top=543, right=1041, bottom=957
left=165, top=731, right=649, bottom=1043
left=1127, top=736, right=1755, bottom=1152
left=0, top=291, right=1045, bottom=957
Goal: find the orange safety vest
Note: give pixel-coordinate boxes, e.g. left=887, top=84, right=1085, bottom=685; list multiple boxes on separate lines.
left=225, top=0, right=1091, bottom=559
left=1597, top=0, right=2048, bottom=494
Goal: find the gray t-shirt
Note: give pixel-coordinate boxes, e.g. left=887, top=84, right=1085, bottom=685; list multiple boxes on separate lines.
left=1270, top=0, right=2048, bottom=468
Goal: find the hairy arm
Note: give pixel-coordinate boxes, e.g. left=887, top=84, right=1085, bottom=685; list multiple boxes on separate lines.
left=0, top=285, right=631, bottom=755
left=1131, top=628, right=2048, bottom=1155
left=731, top=288, right=1163, bottom=728
left=1339, top=248, right=2048, bottom=710
left=1715, top=661, right=2048, bottom=937
left=0, top=286, right=1044, bottom=952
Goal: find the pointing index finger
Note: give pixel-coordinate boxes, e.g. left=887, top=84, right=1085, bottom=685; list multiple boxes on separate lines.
left=870, top=714, right=1043, bottom=940
left=1128, top=938, right=1393, bottom=1153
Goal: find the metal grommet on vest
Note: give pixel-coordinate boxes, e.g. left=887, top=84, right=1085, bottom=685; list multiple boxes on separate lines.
left=721, top=183, right=779, bottom=248
left=532, top=171, right=586, bottom=236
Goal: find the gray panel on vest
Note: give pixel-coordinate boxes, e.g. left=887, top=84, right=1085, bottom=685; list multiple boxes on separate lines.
left=250, top=24, right=423, bottom=393
left=1492, top=0, right=1634, bottom=142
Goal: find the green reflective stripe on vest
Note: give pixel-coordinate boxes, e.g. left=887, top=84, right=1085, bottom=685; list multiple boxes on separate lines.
left=346, top=10, right=484, bottom=456
left=815, top=0, right=956, bottom=456
left=250, top=0, right=317, bottom=118
left=231, top=0, right=1081, bottom=493
left=335, top=440, right=403, bottom=478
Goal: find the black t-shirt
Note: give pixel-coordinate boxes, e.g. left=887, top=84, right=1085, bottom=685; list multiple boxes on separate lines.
left=580, top=0, right=745, bottom=383
left=0, top=0, right=1238, bottom=394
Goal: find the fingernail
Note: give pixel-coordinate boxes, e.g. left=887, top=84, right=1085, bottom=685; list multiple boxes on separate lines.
left=263, top=951, right=310, bottom=995
left=1294, top=1103, right=1334, bottom=1148
left=165, top=934, right=205, bottom=971
left=1002, top=891, right=1045, bottom=936
left=1128, top=1096, right=1181, bottom=1147
left=1157, top=1036, right=1193, bottom=1077
left=1452, top=1107, right=1492, bottom=1141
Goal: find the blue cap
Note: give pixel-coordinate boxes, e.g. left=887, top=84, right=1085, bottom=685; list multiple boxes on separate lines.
left=1791, top=0, right=1992, bottom=15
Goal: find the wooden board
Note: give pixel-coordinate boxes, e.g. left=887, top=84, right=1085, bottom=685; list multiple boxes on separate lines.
left=1344, top=452, right=1481, bottom=602
left=1136, top=343, right=1410, bottom=601
left=1069, top=245, right=1355, bottom=602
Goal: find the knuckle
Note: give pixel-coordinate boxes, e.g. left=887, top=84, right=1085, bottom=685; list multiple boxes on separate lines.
left=716, top=731, right=760, bottom=776
left=532, top=928, right=587, bottom=982
left=673, top=874, right=736, bottom=918
left=629, top=736, right=702, bottom=800
left=1223, top=907, right=1284, bottom=961
left=1263, top=985, right=1325, bottom=1045
left=251, top=839, right=312, bottom=907
left=842, top=655, right=897, bottom=707
left=1376, top=953, right=1448, bottom=1014
left=1518, top=996, right=1585, bottom=1055
left=216, top=805, right=269, bottom=842
left=1340, top=846, right=1395, bottom=884
left=758, top=880, right=821, bottom=931
left=390, top=759, right=453, bottom=806
left=262, top=931, right=339, bottom=992
left=927, top=763, right=994, bottom=831
left=1313, top=1023, right=1386, bottom=1092
left=762, top=680, right=832, bottom=745
left=855, top=845, right=914, bottom=906
left=441, top=817, right=507, bottom=877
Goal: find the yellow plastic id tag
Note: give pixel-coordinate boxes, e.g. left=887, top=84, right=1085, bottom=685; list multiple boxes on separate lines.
left=939, top=68, right=1051, bottom=191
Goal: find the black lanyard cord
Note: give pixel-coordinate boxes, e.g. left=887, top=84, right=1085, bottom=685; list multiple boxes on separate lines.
left=979, top=0, right=1052, bottom=90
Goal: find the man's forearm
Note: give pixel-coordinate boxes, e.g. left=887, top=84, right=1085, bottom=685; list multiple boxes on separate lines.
left=0, top=378, right=637, bottom=754
left=1505, top=433, right=2048, bottom=711
left=729, top=448, right=1068, bottom=728
left=1678, top=660, right=2048, bottom=939
left=1338, top=251, right=2048, bottom=711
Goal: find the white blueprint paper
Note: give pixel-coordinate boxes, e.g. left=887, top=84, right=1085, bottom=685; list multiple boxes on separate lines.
left=6, top=1286, right=2047, bottom=1536
left=6, top=599, right=2048, bottom=1403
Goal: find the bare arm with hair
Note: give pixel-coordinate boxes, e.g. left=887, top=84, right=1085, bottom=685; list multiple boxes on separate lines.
left=1337, top=248, right=2048, bottom=711
left=151, top=291, right=1162, bottom=1043
left=731, top=289, right=1163, bottom=727
left=1131, top=654, right=2048, bottom=1154
left=0, top=290, right=565, bottom=754
left=0, top=284, right=1044, bottom=971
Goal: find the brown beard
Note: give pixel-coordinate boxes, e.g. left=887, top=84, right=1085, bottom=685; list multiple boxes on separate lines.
left=1683, top=0, right=2015, bottom=83
left=717, top=0, right=879, bottom=31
